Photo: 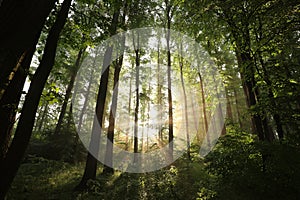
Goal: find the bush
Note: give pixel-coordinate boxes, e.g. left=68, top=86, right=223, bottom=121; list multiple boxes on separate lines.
left=27, top=126, right=86, bottom=163
left=200, top=125, right=300, bottom=200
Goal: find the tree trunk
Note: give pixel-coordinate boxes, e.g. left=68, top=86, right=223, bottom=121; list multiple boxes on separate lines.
left=103, top=39, right=125, bottom=174
left=37, top=100, right=49, bottom=133
left=76, top=9, right=119, bottom=190
left=157, top=43, right=163, bottom=140
left=0, top=43, right=36, bottom=162
left=76, top=46, right=113, bottom=190
left=225, top=88, right=233, bottom=121
left=54, top=48, right=85, bottom=135
left=0, top=0, right=71, bottom=198
left=198, top=71, right=209, bottom=145
left=235, top=48, right=265, bottom=140
left=179, top=42, right=190, bottom=160
left=126, top=66, right=133, bottom=151
left=255, top=16, right=284, bottom=140
left=0, top=0, right=55, bottom=99
left=133, top=32, right=140, bottom=163
left=166, top=2, right=174, bottom=161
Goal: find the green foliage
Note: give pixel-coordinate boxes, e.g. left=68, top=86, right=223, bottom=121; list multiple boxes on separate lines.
left=201, top=125, right=300, bottom=200
left=8, top=156, right=84, bottom=200
left=28, top=125, right=86, bottom=163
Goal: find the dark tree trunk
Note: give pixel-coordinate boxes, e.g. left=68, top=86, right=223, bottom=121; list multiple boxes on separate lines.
left=166, top=2, right=173, bottom=161
left=0, top=0, right=55, bottom=98
left=76, top=10, right=119, bottom=190
left=103, top=38, right=125, bottom=174
left=76, top=46, right=113, bottom=190
left=54, top=48, right=85, bottom=135
left=235, top=48, right=265, bottom=140
left=0, top=43, right=36, bottom=162
left=133, top=32, right=140, bottom=163
left=255, top=16, right=284, bottom=140
left=0, top=0, right=71, bottom=198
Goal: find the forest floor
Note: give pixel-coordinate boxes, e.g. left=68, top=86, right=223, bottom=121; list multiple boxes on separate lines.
left=8, top=155, right=204, bottom=200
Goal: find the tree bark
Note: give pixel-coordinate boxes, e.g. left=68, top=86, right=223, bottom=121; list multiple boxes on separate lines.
left=0, top=43, right=36, bottom=162
left=0, top=0, right=71, bottom=198
left=76, top=46, right=113, bottom=190
left=133, top=32, right=140, bottom=163
left=156, top=43, right=163, bottom=140
left=0, top=0, right=55, bottom=99
left=126, top=65, right=133, bottom=151
left=76, top=9, right=119, bottom=190
left=37, top=100, right=49, bottom=133
left=166, top=1, right=174, bottom=161
left=103, top=38, right=125, bottom=173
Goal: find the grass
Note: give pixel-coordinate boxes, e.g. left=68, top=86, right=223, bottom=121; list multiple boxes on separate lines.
left=8, top=156, right=85, bottom=199
left=7, top=154, right=204, bottom=200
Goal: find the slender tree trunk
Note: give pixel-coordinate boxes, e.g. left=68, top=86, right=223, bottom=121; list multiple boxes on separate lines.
left=0, top=0, right=71, bottom=198
left=103, top=4, right=127, bottom=172
left=76, top=46, right=113, bottom=189
left=133, top=32, right=140, bottom=163
left=179, top=43, right=190, bottom=160
left=198, top=71, right=209, bottom=145
left=126, top=66, right=133, bottom=151
left=166, top=2, right=173, bottom=161
left=157, top=43, right=163, bottom=140
left=225, top=88, right=233, bottom=121
left=54, top=48, right=84, bottom=135
left=103, top=38, right=125, bottom=173
left=37, top=100, right=49, bottom=133
left=147, top=83, right=151, bottom=152
left=76, top=9, right=119, bottom=190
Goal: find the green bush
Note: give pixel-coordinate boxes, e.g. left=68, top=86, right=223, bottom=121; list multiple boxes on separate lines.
left=200, top=125, right=300, bottom=200
left=27, top=126, right=86, bottom=163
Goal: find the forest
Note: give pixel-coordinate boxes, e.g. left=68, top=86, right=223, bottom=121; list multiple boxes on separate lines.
left=0, top=0, right=300, bottom=199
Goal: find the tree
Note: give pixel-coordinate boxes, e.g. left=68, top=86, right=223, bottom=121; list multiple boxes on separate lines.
left=0, top=0, right=56, bottom=163
left=178, top=41, right=191, bottom=160
left=133, top=31, right=140, bottom=163
left=76, top=2, right=120, bottom=189
left=103, top=35, right=126, bottom=173
left=164, top=0, right=174, bottom=162
left=0, top=0, right=72, bottom=198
